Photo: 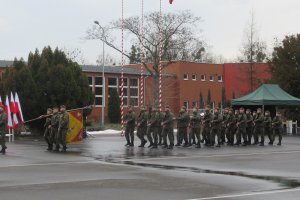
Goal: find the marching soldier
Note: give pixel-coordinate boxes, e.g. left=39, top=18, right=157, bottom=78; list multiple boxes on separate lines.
left=246, top=109, right=254, bottom=145
left=44, top=108, right=53, bottom=151
left=124, top=106, right=136, bottom=147
left=253, top=108, right=265, bottom=146
left=235, top=107, right=247, bottom=146
left=161, top=106, right=174, bottom=149
left=157, top=109, right=164, bottom=145
left=264, top=110, right=272, bottom=145
left=147, top=107, right=160, bottom=149
left=221, top=108, right=229, bottom=144
left=226, top=108, right=236, bottom=146
left=51, top=106, right=60, bottom=152
left=202, top=105, right=212, bottom=146
left=0, top=105, right=7, bottom=154
left=58, top=105, right=69, bottom=152
left=175, top=106, right=190, bottom=147
left=189, top=107, right=201, bottom=148
left=272, top=111, right=283, bottom=146
left=137, top=106, right=148, bottom=147
left=210, top=107, right=223, bottom=147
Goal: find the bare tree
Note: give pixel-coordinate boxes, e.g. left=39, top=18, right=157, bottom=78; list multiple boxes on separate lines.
left=238, top=11, right=267, bottom=91
left=86, top=10, right=206, bottom=101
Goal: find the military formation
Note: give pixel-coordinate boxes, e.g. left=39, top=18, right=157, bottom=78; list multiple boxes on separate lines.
left=124, top=105, right=283, bottom=149
left=44, top=105, right=69, bottom=152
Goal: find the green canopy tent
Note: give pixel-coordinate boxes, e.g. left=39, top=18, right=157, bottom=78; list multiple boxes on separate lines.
left=231, top=84, right=300, bottom=106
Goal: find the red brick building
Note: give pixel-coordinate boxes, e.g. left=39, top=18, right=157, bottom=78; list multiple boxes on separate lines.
left=0, top=60, right=271, bottom=122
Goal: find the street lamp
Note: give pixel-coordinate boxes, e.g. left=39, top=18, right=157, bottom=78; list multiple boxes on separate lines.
left=94, top=20, right=105, bottom=128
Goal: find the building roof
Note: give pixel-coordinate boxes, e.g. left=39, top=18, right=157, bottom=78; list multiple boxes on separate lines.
left=81, top=65, right=151, bottom=76
left=0, top=60, right=14, bottom=67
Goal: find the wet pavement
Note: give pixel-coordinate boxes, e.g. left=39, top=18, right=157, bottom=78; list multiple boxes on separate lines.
left=1, top=135, right=300, bottom=200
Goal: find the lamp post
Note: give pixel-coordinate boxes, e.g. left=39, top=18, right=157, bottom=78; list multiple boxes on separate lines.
left=94, top=20, right=105, bottom=127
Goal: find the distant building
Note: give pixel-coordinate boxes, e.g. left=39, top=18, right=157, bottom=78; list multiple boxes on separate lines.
left=0, top=60, right=271, bottom=122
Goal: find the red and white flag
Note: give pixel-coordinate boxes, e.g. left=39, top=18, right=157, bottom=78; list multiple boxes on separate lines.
left=169, top=0, right=174, bottom=4
left=5, top=96, right=13, bottom=128
left=10, top=92, right=19, bottom=127
left=14, top=93, right=24, bottom=124
left=0, top=96, right=2, bottom=107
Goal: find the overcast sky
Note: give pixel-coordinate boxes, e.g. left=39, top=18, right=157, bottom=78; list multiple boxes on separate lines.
left=0, top=0, right=299, bottom=64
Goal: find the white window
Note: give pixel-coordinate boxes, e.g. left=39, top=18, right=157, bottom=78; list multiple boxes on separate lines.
left=209, top=75, right=214, bottom=82
left=119, top=78, right=128, bottom=107
left=95, top=76, right=103, bottom=107
left=192, top=74, right=197, bottom=81
left=201, top=74, right=206, bottom=81
left=183, top=101, right=189, bottom=110
left=218, top=75, right=223, bottom=82
left=183, top=74, right=189, bottom=80
left=129, top=78, right=139, bottom=107
left=87, top=76, right=93, bottom=93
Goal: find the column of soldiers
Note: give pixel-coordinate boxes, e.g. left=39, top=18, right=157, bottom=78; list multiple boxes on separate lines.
left=124, top=105, right=283, bottom=149
left=44, top=105, right=69, bottom=152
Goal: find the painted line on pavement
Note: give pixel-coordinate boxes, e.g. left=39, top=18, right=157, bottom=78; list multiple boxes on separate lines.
left=0, top=160, right=97, bottom=168
left=186, top=188, right=300, bottom=200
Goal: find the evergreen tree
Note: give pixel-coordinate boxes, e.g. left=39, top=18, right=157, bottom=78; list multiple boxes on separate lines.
left=221, top=87, right=227, bottom=108
left=108, top=88, right=121, bottom=123
left=199, top=91, right=204, bottom=109
left=207, top=89, right=212, bottom=107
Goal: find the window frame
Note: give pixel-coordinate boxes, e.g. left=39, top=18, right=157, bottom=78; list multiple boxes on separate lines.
left=94, top=76, right=104, bottom=107
left=129, top=78, right=139, bottom=107
left=192, top=74, right=197, bottom=81
left=209, top=75, right=214, bottom=82
left=201, top=74, right=206, bottom=81
left=183, top=73, right=189, bottom=80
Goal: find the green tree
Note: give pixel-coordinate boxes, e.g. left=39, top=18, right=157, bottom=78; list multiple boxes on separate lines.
left=0, top=46, right=94, bottom=130
left=207, top=89, right=212, bottom=107
left=129, top=45, right=140, bottom=64
left=270, top=34, right=300, bottom=120
left=108, top=88, right=121, bottom=123
left=221, top=87, right=227, bottom=108
left=199, top=91, right=204, bottom=109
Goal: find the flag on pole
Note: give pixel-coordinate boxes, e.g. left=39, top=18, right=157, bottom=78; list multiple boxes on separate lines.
left=169, top=0, right=174, bottom=4
left=67, top=110, right=84, bottom=144
left=5, top=96, right=13, bottom=128
left=14, top=93, right=24, bottom=124
left=10, top=92, right=19, bottom=127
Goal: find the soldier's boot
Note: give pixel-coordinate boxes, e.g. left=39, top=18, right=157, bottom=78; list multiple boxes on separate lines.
left=48, top=144, right=53, bottom=151
left=129, top=142, right=134, bottom=147
left=269, top=141, right=273, bottom=145
left=277, top=141, right=281, bottom=146
left=216, top=143, right=221, bottom=148
left=195, top=142, right=201, bottom=148
left=162, top=143, right=168, bottom=149
left=259, top=141, right=264, bottom=146
left=0, top=146, right=7, bottom=154
left=234, top=140, right=241, bottom=146
left=54, top=145, right=60, bottom=152
left=148, top=142, right=154, bottom=148
left=167, top=144, right=174, bottom=149
left=151, top=143, right=158, bottom=149
left=175, top=142, right=181, bottom=146
left=61, top=146, right=67, bottom=152
left=46, top=144, right=51, bottom=151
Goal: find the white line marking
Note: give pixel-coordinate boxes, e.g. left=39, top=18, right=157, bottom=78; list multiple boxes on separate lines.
left=186, top=188, right=300, bottom=200
left=123, top=150, right=300, bottom=162
left=0, top=161, right=96, bottom=168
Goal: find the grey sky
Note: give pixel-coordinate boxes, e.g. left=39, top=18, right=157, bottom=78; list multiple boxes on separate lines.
left=0, top=0, right=299, bottom=64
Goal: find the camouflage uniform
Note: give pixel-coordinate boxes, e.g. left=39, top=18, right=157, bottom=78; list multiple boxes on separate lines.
left=226, top=111, right=236, bottom=145
left=58, top=109, right=69, bottom=151
left=157, top=111, right=164, bottom=145
left=221, top=110, right=229, bottom=144
left=202, top=110, right=212, bottom=145
left=176, top=110, right=190, bottom=146
left=253, top=112, right=265, bottom=145
left=246, top=112, right=254, bottom=145
left=235, top=111, right=247, bottom=145
left=264, top=112, right=272, bottom=145
left=44, top=111, right=53, bottom=150
left=147, top=109, right=160, bottom=148
left=161, top=109, right=174, bottom=149
left=272, top=115, right=283, bottom=145
left=51, top=111, right=60, bottom=151
left=137, top=108, right=148, bottom=147
left=0, top=109, right=7, bottom=154
left=124, top=109, right=136, bottom=147
left=189, top=111, right=201, bottom=148
left=210, top=110, right=223, bottom=147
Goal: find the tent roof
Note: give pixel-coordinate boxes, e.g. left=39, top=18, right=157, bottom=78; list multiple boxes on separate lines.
left=231, top=84, right=300, bottom=106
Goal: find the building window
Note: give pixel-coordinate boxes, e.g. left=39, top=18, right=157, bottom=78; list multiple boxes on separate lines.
left=218, top=75, right=223, bottom=82
left=108, top=77, right=118, bottom=96
left=192, top=74, right=197, bottom=81
left=209, top=75, right=214, bottom=82
left=88, top=76, right=93, bottom=93
left=119, top=78, right=128, bottom=106
left=183, top=101, right=189, bottom=110
left=129, top=78, right=139, bottom=107
left=183, top=74, right=189, bottom=80
left=95, top=76, right=103, bottom=107
left=201, top=74, right=206, bottom=81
